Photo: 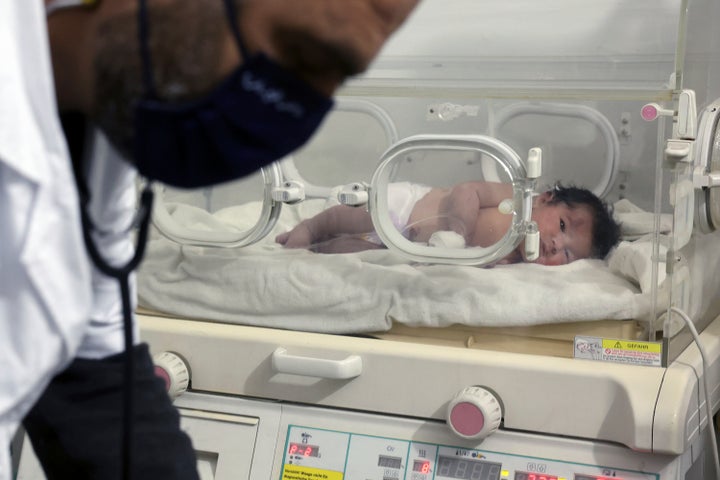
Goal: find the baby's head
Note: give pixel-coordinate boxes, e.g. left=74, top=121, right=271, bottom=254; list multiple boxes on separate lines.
left=528, top=184, right=621, bottom=265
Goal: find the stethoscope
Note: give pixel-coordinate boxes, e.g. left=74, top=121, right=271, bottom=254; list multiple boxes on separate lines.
left=78, top=181, right=154, bottom=480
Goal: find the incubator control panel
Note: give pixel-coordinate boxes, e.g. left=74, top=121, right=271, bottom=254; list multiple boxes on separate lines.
left=279, top=425, right=658, bottom=480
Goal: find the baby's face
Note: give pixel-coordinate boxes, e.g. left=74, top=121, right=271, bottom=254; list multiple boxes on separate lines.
left=525, top=198, right=594, bottom=266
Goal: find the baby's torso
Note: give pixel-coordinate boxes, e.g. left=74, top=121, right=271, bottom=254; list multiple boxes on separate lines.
left=408, top=188, right=515, bottom=250
left=405, top=188, right=449, bottom=241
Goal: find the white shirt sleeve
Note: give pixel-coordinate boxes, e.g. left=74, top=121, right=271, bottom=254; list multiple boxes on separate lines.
left=77, top=131, right=140, bottom=359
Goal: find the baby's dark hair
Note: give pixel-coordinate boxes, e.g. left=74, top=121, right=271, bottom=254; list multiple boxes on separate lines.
left=546, top=183, right=621, bottom=259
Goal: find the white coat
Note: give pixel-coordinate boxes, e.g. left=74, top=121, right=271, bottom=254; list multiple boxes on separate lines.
left=0, top=1, right=91, bottom=478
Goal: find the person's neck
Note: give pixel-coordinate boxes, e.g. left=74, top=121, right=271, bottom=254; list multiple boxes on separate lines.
left=45, top=2, right=97, bottom=114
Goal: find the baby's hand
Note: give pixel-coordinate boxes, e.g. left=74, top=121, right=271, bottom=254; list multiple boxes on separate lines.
left=275, top=223, right=314, bottom=248
left=427, top=230, right=466, bottom=249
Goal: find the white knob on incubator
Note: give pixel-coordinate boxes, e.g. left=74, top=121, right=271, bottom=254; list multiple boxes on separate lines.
left=153, top=351, right=190, bottom=400
left=497, top=199, right=514, bottom=215
left=447, top=386, right=503, bottom=440
left=526, top=147, right=542, bottom=179
left=271, top=181, right=306, bottom=204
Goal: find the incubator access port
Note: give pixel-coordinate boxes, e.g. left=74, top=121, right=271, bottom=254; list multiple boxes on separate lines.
left=368, top=134, right=539, bottom=266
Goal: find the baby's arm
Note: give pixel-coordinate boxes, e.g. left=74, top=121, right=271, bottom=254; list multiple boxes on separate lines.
left=442, top=182, right=513, bottom=241
left=276, top=204, right=375, bottom=248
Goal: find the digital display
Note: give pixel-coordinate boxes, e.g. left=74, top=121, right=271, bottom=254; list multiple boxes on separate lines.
left=575, top=476, right=624, bottom=480
left=436, top=455, right=501, bottom=480
left=378, top=455, right=402, bottom=469
left=515, top=472, right=559, bottom=480
left=413, top=459, right=431, bottom=474
left=288, top=443, right=319, bottom=457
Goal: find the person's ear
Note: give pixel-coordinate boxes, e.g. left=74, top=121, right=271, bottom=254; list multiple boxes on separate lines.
left=534, top=191, right=553, bottom=206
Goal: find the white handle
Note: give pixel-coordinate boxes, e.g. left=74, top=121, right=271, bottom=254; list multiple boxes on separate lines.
left=271, top=347, right=363, bottom=379
left=271, top=181, right=306, bottom=204
left=337, top=182, right=369, bottom=206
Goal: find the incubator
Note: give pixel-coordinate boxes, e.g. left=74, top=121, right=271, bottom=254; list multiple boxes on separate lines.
left=17, top=0, right=720, bottom=479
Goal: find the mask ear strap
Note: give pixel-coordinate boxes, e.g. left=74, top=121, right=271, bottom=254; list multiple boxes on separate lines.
left=137, top=0, right=158, bottom=99
left=222, top=0, right=251, bottom=61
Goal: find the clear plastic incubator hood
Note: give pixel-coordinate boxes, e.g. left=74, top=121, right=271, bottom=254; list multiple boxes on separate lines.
left=66, top=0, right=720, bottom=479
left=143, top=0, right=720, bottom=363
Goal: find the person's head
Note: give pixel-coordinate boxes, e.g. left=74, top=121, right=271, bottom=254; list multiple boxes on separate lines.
left=45, top=0, right=418, bottom=186
left=47, top=0, right=418, bottom=108
left=528, top=184, right=621, bottom=266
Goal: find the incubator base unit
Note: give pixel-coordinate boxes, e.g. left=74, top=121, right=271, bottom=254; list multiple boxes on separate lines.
left=19, top=312, right=720, bottom=479
left=131, top=393, right=719, bottom=480
left=15, top=390, right=715, bottom=480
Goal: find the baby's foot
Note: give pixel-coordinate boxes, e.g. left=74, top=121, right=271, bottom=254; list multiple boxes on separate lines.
left=275, top=223, right=314, bottom=248
left=275, top=231, right=291, bottom=245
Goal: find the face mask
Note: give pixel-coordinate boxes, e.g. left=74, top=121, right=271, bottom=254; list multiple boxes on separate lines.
left=133, top=0, right=334, bottom=188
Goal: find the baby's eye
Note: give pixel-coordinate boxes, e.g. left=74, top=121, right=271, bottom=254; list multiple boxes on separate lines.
left=560, top=219, right=566, bottom=232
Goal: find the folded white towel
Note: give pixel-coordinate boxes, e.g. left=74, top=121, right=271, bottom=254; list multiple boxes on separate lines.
left=607, top=235, right=668, bottom=293
left=613, top=198, right=672, bottom=240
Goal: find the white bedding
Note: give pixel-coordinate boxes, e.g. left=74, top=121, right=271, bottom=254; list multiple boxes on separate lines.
left=136, top=199, right=706, bottom=334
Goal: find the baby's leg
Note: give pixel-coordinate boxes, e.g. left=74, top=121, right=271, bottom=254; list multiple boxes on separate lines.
left=275, top=222, right=314, bottom=248
left=277, top=204, right=375, bottom=249
left=312, top=236, right=386, bottom=254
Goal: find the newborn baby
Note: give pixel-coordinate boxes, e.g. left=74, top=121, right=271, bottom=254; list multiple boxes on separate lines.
left=277, top=181, right=620, bottom=265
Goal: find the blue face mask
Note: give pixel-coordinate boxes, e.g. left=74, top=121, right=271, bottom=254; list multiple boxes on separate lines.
left=133, top=0, right=334, bottom=188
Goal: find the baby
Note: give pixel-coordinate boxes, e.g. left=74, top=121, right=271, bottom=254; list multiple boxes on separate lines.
left=276, top=181, right=621, bottom=265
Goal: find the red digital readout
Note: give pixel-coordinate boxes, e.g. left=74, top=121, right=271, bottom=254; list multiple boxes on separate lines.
left=288, top=443, right=318, bottom=457
left=515, top=472, right=559, bottom=480
left=575, top=476, right=625, bottom=480
left=413, top=459, right=431, bottom=474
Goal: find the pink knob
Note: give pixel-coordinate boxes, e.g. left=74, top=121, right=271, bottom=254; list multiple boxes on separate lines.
left=154, top=365, right=172, bottom=391
left=641, top=104, right=659, bottom=121
left=449, top=402, right=485, bottom=437
left=446, top=386, right=502, bottom=440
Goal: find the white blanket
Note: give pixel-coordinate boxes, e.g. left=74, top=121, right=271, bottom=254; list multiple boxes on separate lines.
left=137, top=200, right=668, bottom=333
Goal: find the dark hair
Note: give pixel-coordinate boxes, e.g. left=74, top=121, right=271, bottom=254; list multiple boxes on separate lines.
left=547, top=183, right=622, bottom=259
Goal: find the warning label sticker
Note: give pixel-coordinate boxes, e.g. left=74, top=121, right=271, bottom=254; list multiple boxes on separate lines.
left=574, top=336, right=662, bottom=367
left=281, top=465, right=343, bottom=480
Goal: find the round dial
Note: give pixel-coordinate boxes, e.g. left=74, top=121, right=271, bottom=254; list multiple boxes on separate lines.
left=153, top=351, right=190, bottom=400
left=695, top=99, right=720, bottom=233
left=446, top=386, right=503, bottom=440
